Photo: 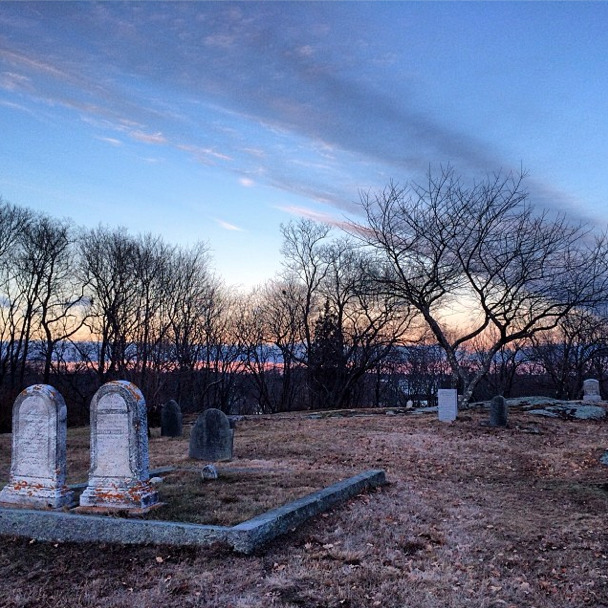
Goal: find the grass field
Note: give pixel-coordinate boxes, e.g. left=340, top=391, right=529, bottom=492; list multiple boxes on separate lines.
left=1, top=405, right=608, bottom=607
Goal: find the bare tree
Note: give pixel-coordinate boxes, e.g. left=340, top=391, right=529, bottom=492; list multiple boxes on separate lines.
left=78, top=226, right=140, bottom=384
left=280, top=219, right=331, bottom=360
left=0, top=200, right=32, bottom=420
left=280, top=220, right=415, bottom=409
left=25, top=216, right=90, bottom=384
left=131, top=233, right=175, bottom=399
left=529, top=308, right=608, bottom=399
left=314, top=236, right=415, bottom=409
left=234, top=279, right=310, bottom=413
left=358, top=167, right=608, bottom=406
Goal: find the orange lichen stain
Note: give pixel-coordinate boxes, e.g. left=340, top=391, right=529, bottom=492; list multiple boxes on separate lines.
left=91, top=480, right=155, bottom=506
left=125, top=382, right=143, bottom=404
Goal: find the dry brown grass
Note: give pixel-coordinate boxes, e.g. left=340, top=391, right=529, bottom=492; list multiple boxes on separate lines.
left=2, top=406, right=608, bottom=607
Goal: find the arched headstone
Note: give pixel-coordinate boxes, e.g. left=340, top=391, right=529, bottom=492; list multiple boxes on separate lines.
left=161, top=399, right=183, bottom=437
left=79, top=381, right=159, bottom=511
left=0, top=385, right=74, bottom=509
left=583, top=379, right=602, bottom=403
left=489, top=395, right=508, bottom=427
left=189, top=408, right=234, bottom=461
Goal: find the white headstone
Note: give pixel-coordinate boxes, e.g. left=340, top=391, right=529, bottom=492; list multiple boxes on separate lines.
left=438, top=389, right=458, bottom=422
left=583, top=379, right=602, bottom=403
left=0, top=385, right=74, bottom=509
left=79, top=381, right=159, bottom=511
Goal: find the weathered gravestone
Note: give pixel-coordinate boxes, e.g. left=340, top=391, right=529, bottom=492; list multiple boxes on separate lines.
left=161, top=399, right=183, bottom=437
left=583, top=379, right=602, bottom=404
left=79, top=381, right=159, bottom=512
left=489, top=395, right=508, bottom=427
left=438, top=389, right=458, bottom=422
left=0, top=385, right=74, bottom=509
left=189, top=408, right=234, bottom=461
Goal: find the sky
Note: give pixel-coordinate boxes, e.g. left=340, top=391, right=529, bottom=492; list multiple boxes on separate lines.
left=1, top=1, right=608, bottom=288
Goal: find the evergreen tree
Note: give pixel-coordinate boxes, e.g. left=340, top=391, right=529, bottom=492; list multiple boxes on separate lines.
left=308, top=300, right=348, bottom=409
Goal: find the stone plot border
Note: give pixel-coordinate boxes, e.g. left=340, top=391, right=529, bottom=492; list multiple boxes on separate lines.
left=0, top=469, right=386, bottom=554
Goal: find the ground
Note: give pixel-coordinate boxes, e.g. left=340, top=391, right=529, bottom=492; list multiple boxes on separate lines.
left=1, top=404, right=608, bottom=607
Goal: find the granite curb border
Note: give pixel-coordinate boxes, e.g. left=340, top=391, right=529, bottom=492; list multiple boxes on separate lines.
left=0, top=469, right=386, bottom=554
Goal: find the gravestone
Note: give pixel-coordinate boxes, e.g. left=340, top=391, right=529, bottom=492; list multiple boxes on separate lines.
left=0, top=385, right=74, bottom=509
left=489, top=395, right=508, bottom=427
left=437, top=389, right=458, bottom=422
left=79, top=381, right=159, bottom=512
left=583, top=379, right=602, bottom=403
left=189, top=408, right=234, bottom=461
left=201, top=464, right=219, bottom=480
left=161, top=399, right=183, bottom=437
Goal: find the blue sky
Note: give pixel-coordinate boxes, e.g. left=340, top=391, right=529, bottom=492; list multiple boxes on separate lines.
left=1, top=2, right=608, bottom=287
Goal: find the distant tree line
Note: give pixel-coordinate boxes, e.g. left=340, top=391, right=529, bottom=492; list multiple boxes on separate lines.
left=1, top=167, right=607, bottom=430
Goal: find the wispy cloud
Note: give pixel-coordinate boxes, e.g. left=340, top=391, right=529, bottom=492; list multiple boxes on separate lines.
left=277, top=204, right=346, bottom=228
left=1, top=2, right=603, bottom=229
left=216, top=219, right=245, bottom=232
left=96, top=136, right=123, bottom=146
left=129, top=130, right=167, bottom=145
left=177, top=143, right=232, bottom=164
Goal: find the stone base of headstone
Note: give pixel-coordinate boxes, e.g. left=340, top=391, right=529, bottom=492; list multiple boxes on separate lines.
left=78, top=478, right=160, bottom=512
left=583, top=394, right=602, bottom=404
left=0, top=483, right=74, bottom=510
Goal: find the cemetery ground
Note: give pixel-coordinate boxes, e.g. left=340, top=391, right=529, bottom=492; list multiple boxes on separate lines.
left=1, top=406, right=608, bottom=607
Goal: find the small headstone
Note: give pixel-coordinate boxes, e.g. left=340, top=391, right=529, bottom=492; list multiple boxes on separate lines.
left=189, top=408, right=234, bottom=461
left=201, top=464, right=218, bottom=480
left=489, top=395, right=508, bottom=427
left=437, top=389, right=458, bottom=422
left=79, top=381, right=159, bottom=512
left=161, top=399, right=183, bottom=437
left=583, top=379, right=602, bottom=403
left=406, top=400, right=414, bottom=410
left=0, top=385, right=74, bottom=509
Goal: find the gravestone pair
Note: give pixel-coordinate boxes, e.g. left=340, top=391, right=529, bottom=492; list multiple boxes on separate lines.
left=1, top=381, right=159, bottom=512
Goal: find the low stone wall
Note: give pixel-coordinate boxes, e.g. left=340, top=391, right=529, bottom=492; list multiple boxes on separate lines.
left=0, top=469, right=386, bottom=554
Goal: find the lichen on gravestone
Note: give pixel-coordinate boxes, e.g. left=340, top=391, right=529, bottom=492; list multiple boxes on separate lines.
left=0, top=384, right=74, bottom=509
left=78, top=380, right=159, bottom=512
